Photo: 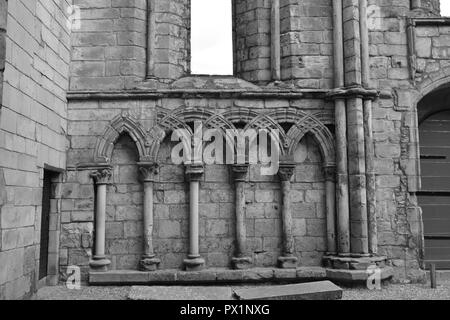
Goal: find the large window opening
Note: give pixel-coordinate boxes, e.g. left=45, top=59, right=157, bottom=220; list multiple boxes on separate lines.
left=442, top=2, right=450, bottom=16
left=191, top=0, right=233, bottom=75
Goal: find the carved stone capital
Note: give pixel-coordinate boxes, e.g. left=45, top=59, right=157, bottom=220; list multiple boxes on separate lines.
left=323, top=165, right=336, bottom=182
left=90, top=168, right=112, bottom=185
left=139, top=162, right=159, bottom=182
left=232, top=164, right=249, bottom=182
left=278, top=162, right=296, bottom=182
left=185, top=162, right=204, bottom=182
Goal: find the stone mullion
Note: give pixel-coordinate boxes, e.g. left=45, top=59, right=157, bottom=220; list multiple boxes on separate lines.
left=359, top=0, right=377, bottom=255
left=277, top=162, right=298, bottom=269
left=271, top=0, right=281, bottom=81
left=332, top=0, right=351, bottom=255
left=324, top=166, right=337, bottom=254
left=184, top=163, right=205, bottom=271
left=90, top=168, right=112, bottom=271
left=231, top=165, right=252, bottom=270
left=138, top=163, right=161, bottom=271
left=346, top=97, right=369, bottom=255
left=0, top=0, right=8, bottom=109
left=146, top=0, right=156, bottom=78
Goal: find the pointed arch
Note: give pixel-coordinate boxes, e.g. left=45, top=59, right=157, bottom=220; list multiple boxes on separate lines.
left=94, top=112, right=150, bottom=163
left=286, top=113, right=336, bottom=166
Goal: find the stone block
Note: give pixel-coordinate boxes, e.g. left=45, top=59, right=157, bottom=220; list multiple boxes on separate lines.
left=234, top=281, right=342, bottom=300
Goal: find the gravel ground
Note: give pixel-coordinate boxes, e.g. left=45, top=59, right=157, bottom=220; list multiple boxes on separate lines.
left=35, top=282, right=450, bottom=300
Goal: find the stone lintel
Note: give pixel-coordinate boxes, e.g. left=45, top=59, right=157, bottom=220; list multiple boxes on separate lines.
left=326, top=86, right=379, bottom=101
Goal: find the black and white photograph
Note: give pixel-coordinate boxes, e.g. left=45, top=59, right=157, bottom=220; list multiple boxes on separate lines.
left=1, top=0, right=450, bottom=314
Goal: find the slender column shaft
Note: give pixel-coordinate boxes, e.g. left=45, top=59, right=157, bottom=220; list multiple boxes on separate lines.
left=139, top=163, right=160, bottom=271
left=324, top=166, right=337, bottom=254
left=95, top=183, right=107, bottom=257
left=364, top=100, right=377, bottom=254
left=90, top=168, right=112, bottom=271
left=281, top=180, right=294, bottom=255
left=231, top=165, right=252, bottom=269
left=347, top=97, right=369, bottom=255
left=146, top=0, right=156, bottom=78
left=189, top=179, right=200, bottom=257
left=360, top=0, right=377, bottom=254
left=184, top=163, right=205, bottom=271
left=143, top=181, right=154, bottom=255
left=277, top=163, right=298, bottom=269
left=333, top=0, right=351, bottom=255
left=235, top=180, right=246, bottom=255
left=271, top=0, right=281, bottom=81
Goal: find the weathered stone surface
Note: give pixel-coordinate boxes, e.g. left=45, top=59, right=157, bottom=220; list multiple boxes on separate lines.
left=128, top=286, right=233, bottom=300
left=234, top=281, right=342, bottom=300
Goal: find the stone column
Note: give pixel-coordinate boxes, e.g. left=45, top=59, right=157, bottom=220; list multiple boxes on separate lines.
left=231, top=164, right=252, bottom=270
left=271, top=0, right=281, bottom=81
left=139, top=163, right=161, bottom=271
left=146, top=0, right=156, bottom=78
left=90, top=168, right=112, bottom=271
left=277, top=162, right=298, bottom=269
left=184, top=163, right=205, bottom=271
left=324, top=165, right=337, bottom=254
left=332, top=0, right=351, bottom=255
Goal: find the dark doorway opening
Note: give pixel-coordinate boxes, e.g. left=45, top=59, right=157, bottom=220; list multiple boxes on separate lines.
left=39, top=169, right=58, bottom=280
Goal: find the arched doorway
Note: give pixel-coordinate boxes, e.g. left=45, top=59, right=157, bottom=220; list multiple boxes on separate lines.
left=418, top=85, right=450, bottom=269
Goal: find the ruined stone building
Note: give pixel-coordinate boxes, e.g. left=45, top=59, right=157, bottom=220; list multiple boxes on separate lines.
left=2, top=0, right=450, bottom=299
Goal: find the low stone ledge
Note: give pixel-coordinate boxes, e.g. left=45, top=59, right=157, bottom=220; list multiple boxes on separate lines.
left=326, top=266, right=394, bottom=283
left=89, top=267, right=328, bottom=285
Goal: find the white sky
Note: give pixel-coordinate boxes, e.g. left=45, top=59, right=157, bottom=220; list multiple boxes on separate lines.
left=442, top=2, right=450, bottom=16
left=191, top=0, right=233, bottom=75
left=190, top=1, right=450, bottom=75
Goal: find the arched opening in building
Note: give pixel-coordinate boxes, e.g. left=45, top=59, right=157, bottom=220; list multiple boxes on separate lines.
left=418, top=84, right=450, bottom=269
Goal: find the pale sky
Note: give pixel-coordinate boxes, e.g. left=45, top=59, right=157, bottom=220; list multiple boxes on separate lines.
left=442, top=1, right=450, bottom=16
left=190, top=1, right=450, bottom=75
left=191, top=0, right=233, bottom=75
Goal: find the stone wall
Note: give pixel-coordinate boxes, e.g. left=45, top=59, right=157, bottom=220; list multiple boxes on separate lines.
left=62, top=97, right=332, bottom=278
left=0, top=0, right=72, bottom=299
left=70, top=0, right=147, bottom=90
left=280, top=0, right=333, bottom=88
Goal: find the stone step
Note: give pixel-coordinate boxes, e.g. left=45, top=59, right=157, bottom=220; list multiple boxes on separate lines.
left=233, top=281, right=342, bottom=300
left=89, top=267, right=327, bottom=285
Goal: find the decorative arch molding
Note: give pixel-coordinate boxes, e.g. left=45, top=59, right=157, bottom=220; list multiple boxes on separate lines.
left=286, top=114, right=336, bottom=167
left=94, top=111, right=151, bottom=163
left=415, top=67, right=450, bottom=106
left=94, top=107, right=336, bottom=166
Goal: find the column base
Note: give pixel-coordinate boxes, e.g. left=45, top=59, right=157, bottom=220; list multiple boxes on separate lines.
left=278, top=256, right=298, bottom=269
left=323, top=254, right=387, bottom=270
left=184, top=256, right=205, bottom=272
left=89, top=256, right=111, bottom=271
left=231, top=257, right=253, bottom=270
left=140, top=256, right=161, bottom=272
